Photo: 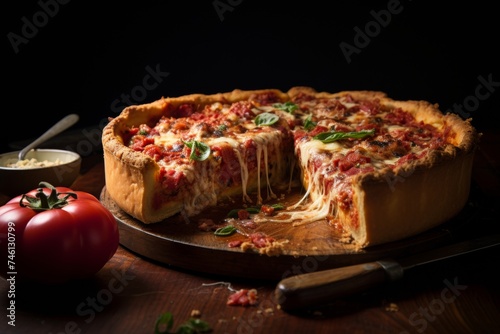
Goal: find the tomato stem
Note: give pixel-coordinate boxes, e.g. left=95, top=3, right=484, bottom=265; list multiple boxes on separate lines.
left=19, top=182, right=78, bottom=211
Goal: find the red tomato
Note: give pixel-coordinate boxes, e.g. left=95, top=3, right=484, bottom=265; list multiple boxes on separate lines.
left=0, top=183, right=119, bottom=284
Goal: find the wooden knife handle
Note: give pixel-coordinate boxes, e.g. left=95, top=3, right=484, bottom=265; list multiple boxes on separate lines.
left=275, top=260, right=403, bottom=311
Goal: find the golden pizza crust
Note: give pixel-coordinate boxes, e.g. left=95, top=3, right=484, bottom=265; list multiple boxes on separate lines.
left=102, top=86, right=479, bottom=248
left=102, top=99, right=178, bottom=223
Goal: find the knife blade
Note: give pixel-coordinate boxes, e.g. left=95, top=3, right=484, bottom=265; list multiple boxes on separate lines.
left=275, top=234, right=500, bottom=312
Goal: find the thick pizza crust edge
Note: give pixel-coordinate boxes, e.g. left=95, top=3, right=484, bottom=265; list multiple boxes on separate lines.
left=354, top=149, right=475, bottom=248
left=102, top=99, right=183, bottom=223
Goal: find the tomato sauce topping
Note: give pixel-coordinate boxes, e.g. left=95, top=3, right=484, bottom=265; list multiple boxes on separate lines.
left=212, top=144, right=242, bottom=187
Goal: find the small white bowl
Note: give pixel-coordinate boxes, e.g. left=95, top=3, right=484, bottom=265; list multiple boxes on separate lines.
left=0, top=149, right=82, bottom=197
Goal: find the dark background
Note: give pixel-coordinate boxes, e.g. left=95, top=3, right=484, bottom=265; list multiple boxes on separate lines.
left=3, top=1, right=499, bottom=155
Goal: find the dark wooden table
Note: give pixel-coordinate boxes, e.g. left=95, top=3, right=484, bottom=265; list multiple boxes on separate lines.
left=1, top=131, right=499, bottom=334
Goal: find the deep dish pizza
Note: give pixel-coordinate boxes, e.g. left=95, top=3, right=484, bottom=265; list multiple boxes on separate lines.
left=102, top=87, right=478, bottom=248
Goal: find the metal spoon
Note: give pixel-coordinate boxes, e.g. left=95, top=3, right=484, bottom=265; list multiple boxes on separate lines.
left=18, top=114, right=80, bottom=161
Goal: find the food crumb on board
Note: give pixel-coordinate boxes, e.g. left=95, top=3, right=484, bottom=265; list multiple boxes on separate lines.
left=258, top=307, right=274, bottom=315
left=227, top=288, right=258, bottom=306
left=239, top=232, right=289, bottom=256
left=201, top=282, right=260, bottom=307
left=385, top=302, right=399, bottom=312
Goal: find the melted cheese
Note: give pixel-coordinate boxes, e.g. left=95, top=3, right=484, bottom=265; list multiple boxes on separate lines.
left=207, top=130, right=284, bottom=205
left=256, top=138, right=346, bottom=225
left=183, top=160, right=217, bottom=215
left=208, top=137, right=251, bottom=202
left=156, top=131, right=182, bottom=147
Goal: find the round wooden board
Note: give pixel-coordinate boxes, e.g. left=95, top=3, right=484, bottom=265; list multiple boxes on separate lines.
left=100, top=187, right=462, bottom=281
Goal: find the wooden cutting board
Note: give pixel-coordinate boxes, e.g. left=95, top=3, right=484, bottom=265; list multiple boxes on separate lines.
left=100, top=187, right=471, bottom=280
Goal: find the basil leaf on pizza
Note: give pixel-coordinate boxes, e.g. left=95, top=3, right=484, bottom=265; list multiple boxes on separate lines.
left=303, top=114, right=317, bottom=131
left=254, top=112, right=279, bottom=126
left=313, top=129, right=375, bottom=143
left=273, top=101, right=298, bottom=114
left=183, top=140, right=211, bottom=161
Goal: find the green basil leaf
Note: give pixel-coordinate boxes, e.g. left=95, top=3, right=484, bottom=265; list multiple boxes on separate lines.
left=154, top=312, right=212, bottom=334
left=226, top=207, right=260, bottom=218
left=214, top=225, right=237, bottom=236
left=313, top=129, right=375, bottom=143
left=272, top=101, right=298, bottom=114
left=246, top=207, right=261, bottom=214
left=270, top=203, right=285, bottom=210
left=254, top=112, right=279, bottom=126
left=178, top=318, right=212, bottom=333
left=303, top=114, right=317, bottom=131
left=154, top=312, right=174, bottom=334
left=226, top=209, right=240, bottom=218
left=183, top=140, right=211, bottom=161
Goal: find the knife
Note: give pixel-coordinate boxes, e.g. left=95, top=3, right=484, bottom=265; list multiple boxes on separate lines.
left=275, top=234, right=500, bottom=312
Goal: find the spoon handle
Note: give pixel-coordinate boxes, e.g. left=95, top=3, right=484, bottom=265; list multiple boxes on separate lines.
left=18, top=114, right=80, bottom=160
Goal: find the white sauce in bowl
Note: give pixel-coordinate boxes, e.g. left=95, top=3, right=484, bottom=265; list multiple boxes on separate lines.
left=5, top=158, right=64, bottom=169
